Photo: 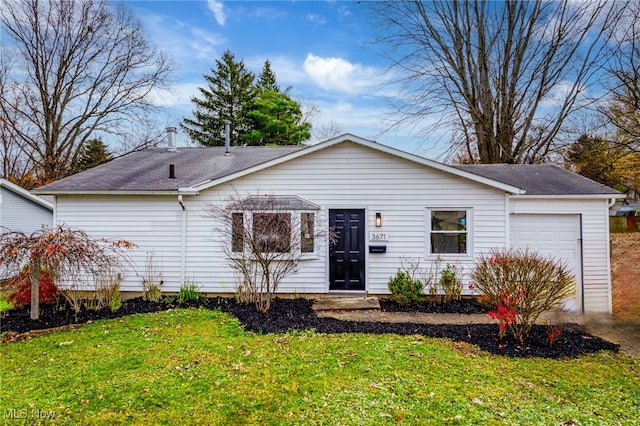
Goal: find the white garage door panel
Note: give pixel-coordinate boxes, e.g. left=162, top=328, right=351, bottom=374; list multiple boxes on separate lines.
left=510, top=214, right=582, bottom=312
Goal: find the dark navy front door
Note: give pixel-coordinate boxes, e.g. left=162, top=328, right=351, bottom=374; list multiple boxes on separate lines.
left=329, top=209, right=365, bottom=290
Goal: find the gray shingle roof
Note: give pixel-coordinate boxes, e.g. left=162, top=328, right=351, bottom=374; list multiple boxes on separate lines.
left=454, top=164, right=619, bottom=195
left=34, top=140, right=621, bottom=197
left=35, top=146, right=306, bottom=193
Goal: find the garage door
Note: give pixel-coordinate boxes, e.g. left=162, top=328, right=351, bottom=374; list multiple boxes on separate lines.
left=510, top=214, right=582, bottom=312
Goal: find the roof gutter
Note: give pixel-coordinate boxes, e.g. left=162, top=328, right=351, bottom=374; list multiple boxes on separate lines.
left=510, top=194, right=625, bottom=200
left=33, top=189, right=201, bottom=196
left=33, top=190, right=188, bottom=196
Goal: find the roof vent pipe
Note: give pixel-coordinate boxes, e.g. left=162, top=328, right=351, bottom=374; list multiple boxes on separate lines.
left=169, top=163, right=176, bottom=179
left=224, top=120, right=230, bottom=156
left=166, top=127, right=177, bottom=152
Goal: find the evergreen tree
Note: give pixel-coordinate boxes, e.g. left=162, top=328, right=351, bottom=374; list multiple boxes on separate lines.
left=76, top=138, right=113, bottom=172
left=183, top=52, right=311, bottom=146
left=242, top=89, right=311, bottom=146
left=182, top=50, right=255, bottom=146
left=256, top=60, right=280, bottom=92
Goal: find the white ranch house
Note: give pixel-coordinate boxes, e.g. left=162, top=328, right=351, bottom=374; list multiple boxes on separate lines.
left=35, top=134, right=621, bottom=313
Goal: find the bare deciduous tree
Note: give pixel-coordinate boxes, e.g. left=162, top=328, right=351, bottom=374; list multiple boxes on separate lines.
left=601, top=1, right=640, bottom=154
left=314, top=120, right=343, bottom=142
left=0, top=0, right=174, bottom=185
left=210, top=193, right=334, bottom=313
left=0, top=225, right=135, bottom=320
left=369, top=0, right=624, bottom=163
left=0, top=46, right=35, bottom=185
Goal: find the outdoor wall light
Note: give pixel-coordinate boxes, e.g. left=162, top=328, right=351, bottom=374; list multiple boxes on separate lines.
left=375, top=212, right=382, bottom=227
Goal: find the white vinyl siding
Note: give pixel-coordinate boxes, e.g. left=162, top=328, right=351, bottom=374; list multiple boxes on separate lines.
left=0, top=187, right=52, bottom=233
left=55, top=195, right=183, bottom=292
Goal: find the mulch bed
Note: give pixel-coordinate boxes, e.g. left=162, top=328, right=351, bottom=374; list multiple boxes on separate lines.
left=1, top=297, right=619, bottom=359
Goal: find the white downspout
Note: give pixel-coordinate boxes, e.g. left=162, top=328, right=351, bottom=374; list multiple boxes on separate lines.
left=178, top=194, right=186, bottom=286
left=605, top=198, right=616, bottom=314
left=53, top=196, right=58, bottom=226
left=504, top=193, right=511, bottom=248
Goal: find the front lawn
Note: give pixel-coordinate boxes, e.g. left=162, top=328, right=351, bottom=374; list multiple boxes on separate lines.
left=0, top=292, right=13, bottom=312
left=1, top=308, right=638, bottom=425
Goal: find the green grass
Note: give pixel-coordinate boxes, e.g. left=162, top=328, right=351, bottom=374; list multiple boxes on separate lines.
left=1, top=308, right=638, bottom=425
left=0, top=292, right=13, bottom=312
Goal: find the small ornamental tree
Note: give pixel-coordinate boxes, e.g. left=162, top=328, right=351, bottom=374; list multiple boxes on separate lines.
left=0, top=225, right=135, bottom=320
left=210, top=193, right=334, bottom=313
left=471, top=248, right=575, bottom=344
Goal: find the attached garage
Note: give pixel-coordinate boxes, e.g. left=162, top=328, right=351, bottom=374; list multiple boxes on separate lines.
left=458, top=163, right=620, bottom=314
left=510, top=214, right=582, bottom=312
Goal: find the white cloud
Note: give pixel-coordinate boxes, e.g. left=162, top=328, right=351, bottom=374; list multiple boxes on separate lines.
left=245, top=54, right=307, bottom=86
left=303, top=54, right=379, bottom=95
left=207, top=0, right=226, bottom=26
left=148, top=82, right=203, bottom=109
left=308, top=99, right=448, bottom=158
left=136, top=10, right=227, bottom=64
left=538, top=80, right=583, bottom=110
left=337, top=5, right=352, bottom=20
left=306, top=14, right=326, bottom=25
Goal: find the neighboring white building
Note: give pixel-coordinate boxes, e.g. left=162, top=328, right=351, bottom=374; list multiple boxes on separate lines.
left=35, top=134, right=622, bottom=313
left=0, top=178, right=53, bottom=234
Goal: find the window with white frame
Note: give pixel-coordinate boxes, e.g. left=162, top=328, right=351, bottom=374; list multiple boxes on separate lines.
left=231, top=211, right=315, bottom=254
left=229, top=196, right=319, bottom=254
left=429, top=209, right=469, bottom=254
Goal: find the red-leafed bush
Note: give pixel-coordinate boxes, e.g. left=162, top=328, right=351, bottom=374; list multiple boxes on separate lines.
left=8, top=270, right=59, bottom=308
left=472, top=248, right=575, bottom=344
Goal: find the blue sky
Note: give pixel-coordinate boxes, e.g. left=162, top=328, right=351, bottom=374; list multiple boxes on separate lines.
left=123, top=0, right=441, bottom=156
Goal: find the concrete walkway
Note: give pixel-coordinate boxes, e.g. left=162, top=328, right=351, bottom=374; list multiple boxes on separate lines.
left=313, top=297, right=640, bottom=358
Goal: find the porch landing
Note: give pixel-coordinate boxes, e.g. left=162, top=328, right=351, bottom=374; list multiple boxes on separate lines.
left=312, top=297, right=381, bottom=312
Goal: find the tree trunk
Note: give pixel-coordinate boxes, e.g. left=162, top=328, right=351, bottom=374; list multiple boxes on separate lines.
left=29, top=260, right=41, bottom=320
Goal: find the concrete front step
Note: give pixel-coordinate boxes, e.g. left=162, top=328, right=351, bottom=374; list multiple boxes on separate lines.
left=312, top=297, right=381, bottom=312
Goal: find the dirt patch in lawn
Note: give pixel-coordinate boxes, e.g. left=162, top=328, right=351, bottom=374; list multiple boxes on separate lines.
left=611, top=233, right=640, bottom=319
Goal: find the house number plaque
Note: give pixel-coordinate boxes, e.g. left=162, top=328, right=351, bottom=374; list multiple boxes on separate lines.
left=369, top=232, right=389, bottom=242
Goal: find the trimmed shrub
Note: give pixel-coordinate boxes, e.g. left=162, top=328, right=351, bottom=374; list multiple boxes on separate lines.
left=8, top=270, right=59, bottom=308
left=387, top=269, right=424, bottom=306
left=471, top=248, right=575, bottom=344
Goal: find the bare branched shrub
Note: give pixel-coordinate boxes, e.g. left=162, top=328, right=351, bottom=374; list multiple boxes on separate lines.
left=210, top=193, right=335, bottom=313
left=91, top=267, right=123, bottom=311
left=62, top=288, right=86, bottom=316
left=141, top=252, right=163, bottom=302
left=471, top=248, right=575, bottom=344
